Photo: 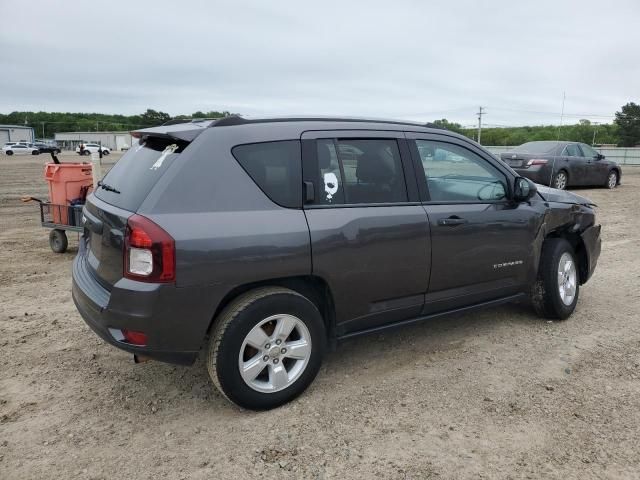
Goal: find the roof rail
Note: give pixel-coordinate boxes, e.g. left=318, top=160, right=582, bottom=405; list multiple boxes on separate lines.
left=208, top=115, right=442, bottom=129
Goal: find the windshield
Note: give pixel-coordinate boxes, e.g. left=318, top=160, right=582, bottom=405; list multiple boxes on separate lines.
left=94, top=137, right=187, bottom=211
left=512, top=141, right=559, bottom=154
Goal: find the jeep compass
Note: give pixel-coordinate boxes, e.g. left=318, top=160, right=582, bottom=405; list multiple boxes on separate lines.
left=72, top=116, right=601, bottom=410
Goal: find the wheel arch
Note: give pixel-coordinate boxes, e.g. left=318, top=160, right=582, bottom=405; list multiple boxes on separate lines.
left=543, top=229, right=589, bottom=285
left=207, top=275, right=337, bottom=347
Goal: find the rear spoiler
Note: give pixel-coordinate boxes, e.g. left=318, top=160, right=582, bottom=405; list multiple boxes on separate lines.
left=131, top=119, right=218, bottom=143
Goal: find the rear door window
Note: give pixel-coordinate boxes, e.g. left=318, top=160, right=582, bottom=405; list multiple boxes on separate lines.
left=311, top=138, right=408, bottom=205
left=94, top=137, right=185, bottom=211
left=564, top=144, right=581, bottom=157
left=232, top=140, right=302, bottom=208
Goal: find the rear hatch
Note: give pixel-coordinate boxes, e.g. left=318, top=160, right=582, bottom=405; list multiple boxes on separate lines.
left=82, top=120, right=214, bottom=290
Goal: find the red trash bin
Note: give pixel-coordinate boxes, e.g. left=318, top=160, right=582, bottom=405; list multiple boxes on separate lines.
left=44, top=162, right=93, bottom=224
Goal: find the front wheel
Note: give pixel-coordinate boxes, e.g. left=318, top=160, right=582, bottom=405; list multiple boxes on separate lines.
left=530, top=238, right=579, bottom=319
left=207, top=287, right=326, bottom=410
left=553, top=171, right=568, bottom=190
left=84, top=150, right=91, bottom=156
left=6, top=150, right=13, bottom=156
left=605, top=170, right=618, bottom=189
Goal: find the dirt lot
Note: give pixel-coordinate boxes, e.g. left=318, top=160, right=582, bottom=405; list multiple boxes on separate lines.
left=1, top=153, right=639, bottom=479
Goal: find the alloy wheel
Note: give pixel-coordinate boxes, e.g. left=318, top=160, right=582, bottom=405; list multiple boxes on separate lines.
left=238, top=314, right=312, bottom=393
left=557, top=252, right=577, bottom=306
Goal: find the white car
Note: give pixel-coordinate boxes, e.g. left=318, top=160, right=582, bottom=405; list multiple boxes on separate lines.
left=75, top=143, right=111, bottom=156
left=2, top=144, right=40, bottom=155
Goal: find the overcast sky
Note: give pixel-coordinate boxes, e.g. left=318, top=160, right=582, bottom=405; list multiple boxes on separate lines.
left=1, top=0, right=638, bottom=126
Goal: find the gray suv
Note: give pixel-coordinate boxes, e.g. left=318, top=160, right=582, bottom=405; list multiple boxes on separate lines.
left=72, top=116, right=602, bottom=409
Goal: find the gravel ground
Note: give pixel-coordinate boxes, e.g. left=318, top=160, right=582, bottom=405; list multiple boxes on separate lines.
left=1, top=153, right=639, bottom=479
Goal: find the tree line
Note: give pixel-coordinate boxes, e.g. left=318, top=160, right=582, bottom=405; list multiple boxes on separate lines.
left=433, top=102, right=640, bottom=147
left=2, top=103, right=639, bottom=146
left=0, top=109, right=231, bottom=139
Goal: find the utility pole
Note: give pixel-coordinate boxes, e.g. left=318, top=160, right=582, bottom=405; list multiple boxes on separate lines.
left=476, top=106, right=485, bottom=144
left=557, top=91, right=566, bottom=140
left=592, top=122, right=599, bottom=146
left=41, top=122, right=45, bottom=138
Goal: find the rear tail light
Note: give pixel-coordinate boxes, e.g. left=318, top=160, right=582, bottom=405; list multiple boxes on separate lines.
left=526, top=158, right=548, bottom=166
left=124, top=214, right=175, bottom=282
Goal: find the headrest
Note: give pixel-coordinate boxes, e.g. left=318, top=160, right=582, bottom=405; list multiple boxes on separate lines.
left=356, top=152, right=394, bottom=183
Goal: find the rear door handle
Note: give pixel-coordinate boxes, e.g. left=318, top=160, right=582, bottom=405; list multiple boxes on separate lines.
left=438, top=217, right=468, bottom=227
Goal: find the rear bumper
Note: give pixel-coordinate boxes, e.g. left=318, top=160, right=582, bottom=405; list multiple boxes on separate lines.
left=71, top=241, right=215, bottom=366
left=580, top=224, right=601, bottom=283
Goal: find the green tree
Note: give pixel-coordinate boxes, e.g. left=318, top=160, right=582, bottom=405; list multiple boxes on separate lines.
left=140, top=109, right=171, bottom=126
left=614, top=102, right=640, bottom=146
left=430, top=118, right=465, bottom=135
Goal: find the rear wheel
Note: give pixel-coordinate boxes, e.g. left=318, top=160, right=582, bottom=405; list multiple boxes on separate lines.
left=84, top=150, right=91, bottom=156
left=32, top=150, right=39, bottom=155
left=6, top=150, right=13, bottom=156
left=553, top=170, right=568, bottom=190
left=207, top=287, right=326, bottom=410
left=530, top=238, right=579, bottom=319
left=49, top=229, right=68, bottom=253
left=605, top=170, right=618, bottom=189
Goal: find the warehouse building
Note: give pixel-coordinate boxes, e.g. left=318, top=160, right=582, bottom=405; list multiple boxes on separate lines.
left=0, top=125, right=35, bottom=144
left=54, top=131, right=135, bottom=151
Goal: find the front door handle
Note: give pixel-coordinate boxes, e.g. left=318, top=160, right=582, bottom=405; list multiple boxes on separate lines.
left=438, top=217, right=468, bottom=227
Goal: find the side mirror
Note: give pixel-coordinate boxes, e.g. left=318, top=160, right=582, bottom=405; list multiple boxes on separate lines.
left=513, top=177, right=537, bottom=202
left=596, top=153, right=605, bottom=160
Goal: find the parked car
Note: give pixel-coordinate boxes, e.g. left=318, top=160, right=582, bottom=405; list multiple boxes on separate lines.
left=75, top=143, right=110, bottom=155
left=72, top=116, right=602, bottom=410
left=500, top=141, right=621, bottom=190
left=33, top=141, right=61, bottom=154
left=2, top=144, right=39, bottom=155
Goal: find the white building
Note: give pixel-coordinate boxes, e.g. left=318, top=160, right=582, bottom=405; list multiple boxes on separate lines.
left=54, top=131, right=135, bottom=151
left=0, top=125, right=35, bottom=144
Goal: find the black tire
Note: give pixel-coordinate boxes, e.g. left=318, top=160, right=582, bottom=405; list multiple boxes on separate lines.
left=530, top=238, right=579, bottom=320
left=553, top=170, right=568, bottom=190
left=32, top=150, right=40, bottom=155
left=103, top=150, right=110, bottom=156
left=84, top=150, right=91, bottom=156
left=6, top=150, right=13, bottom=156
left=49, top=229, right=68, bottom=253
left=605, top=170, right=618, bottom=189
left=207, top=287, right=326, bottom=410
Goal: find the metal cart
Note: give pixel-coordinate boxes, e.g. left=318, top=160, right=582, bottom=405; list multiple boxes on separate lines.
left=39, top=202, right=84, bottom=253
